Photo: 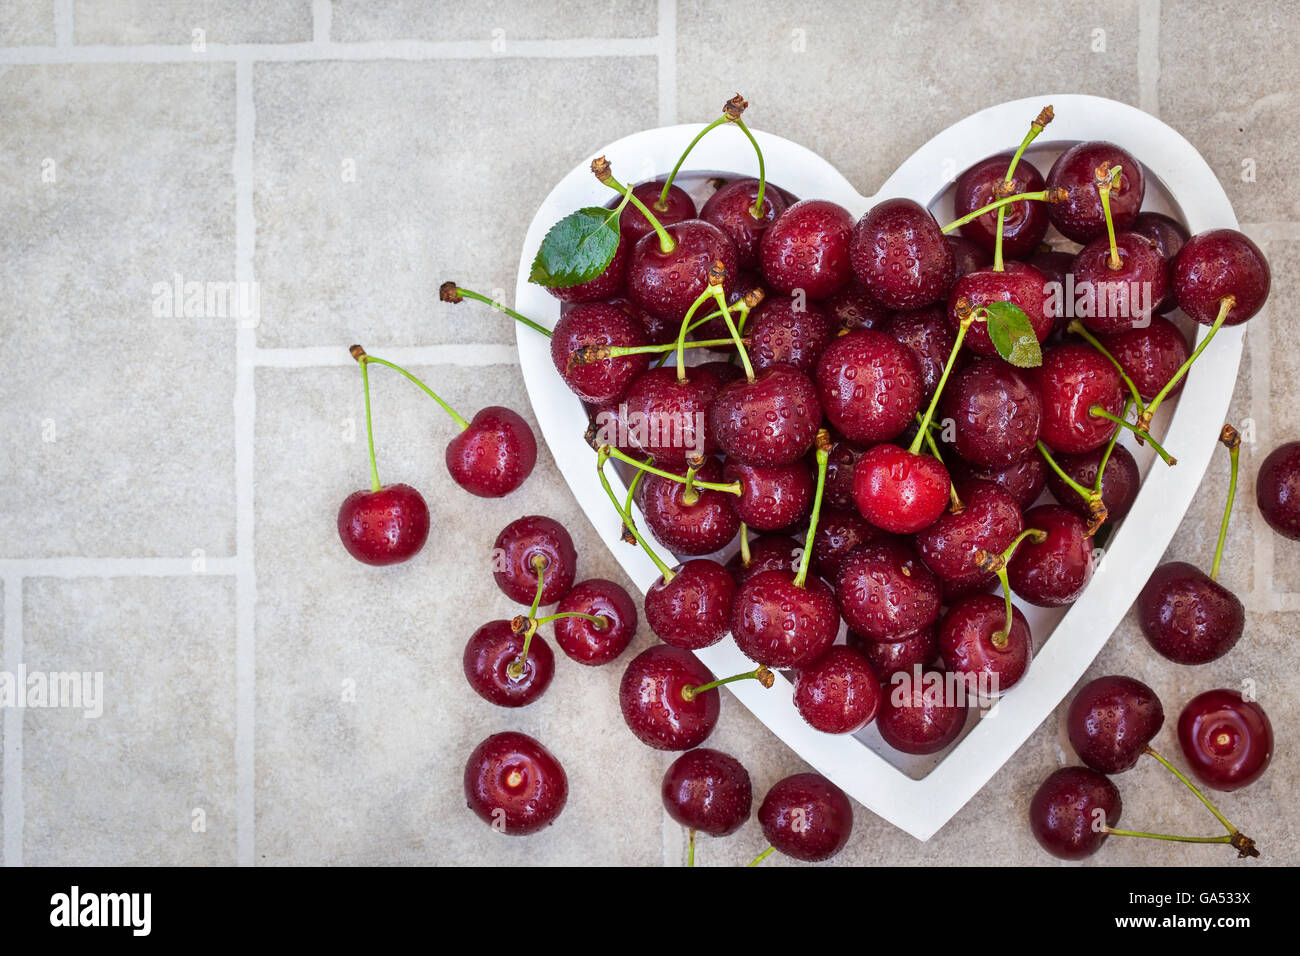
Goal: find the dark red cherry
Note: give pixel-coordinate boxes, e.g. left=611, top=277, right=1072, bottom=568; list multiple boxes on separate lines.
left=793, top=646, right=882, bottom=734
left=949, top=453, right=1047, bottom=511
left=1129, top=211, right=1188, bottom=313
left=847, top=625, right=938, bottom=683
left=446, top=406, right=538, bottom=498
left=731, top=570, right=839, bottom=669
left=492, top=515, right=577, bottom=606
left=701, top=178, right=787, bottom=270
left=1137, top=561, right=1244, bottom=665
left=758, top=773, right=853, bottom=862
left=815, top=329, right=923, bottom=444
left=1178, top=690, right=1273, bottom=792
left=693, top=358, right=746, bottom=389
left=1046, top=141, right=1145, bottom=243
left=1035, top=343, right=1124, bottom=454
left=942, top=358, right=1043, bottom=467
left=916, top=482, right=1024, bottom=590
left=822, top=278, right=893, bottom=332
left=644, top=558, right=737, bottom=650
left=850, top=198, right=956, bottom=310
left=628, top=219, right=740, bottom=322
left=585, top=398, right=644, bottom=458
left=608, top=179, right=696, bottom=243
left=725, top=458, right=814, bottom=531
left=745, top=295, right=835, bottom=374
left=938, top=594, right=1031, bottom=692
left=947, top=235, right=993, bottom=279
left=1256, top=441, right=1300, bottom=540
left=882, top=305, right=961, bottom=400
left=948, top=262, right=1053, bottom=358
left=464, top=731, right=568, bottom=835
left=1043, top=444, right=1140, bottom=525
left=876, top=669, right=968, bottom=754
left=637, top=457, right=740, bottom=556
left=463, top=620, right=554, bottom=707
left=1066, top=674, right=1164, bottom=773
left=620, top=366, right=719, bottom=469
left=1172, top=229, right=1270, bottom=326
left=619, top=645, right=721, bottom=751
left=811, top=507, right=881, bottom=580
left=551, top=302, right=649, bottom=404
left=547, top=230, right=629, bottom=304
left=662, top=748, right=753, bottom=837
left=1096, top=314, right=1189, bottom=402
left=1071, top=232, right=1169, bottom=333
left=759, top=198, right=855, bottom=300
left=1007, top=504, right=1092, bottom=607
left=552, top=578, right=637, bottom=666
left=824, top=438, right=866, bottom=510
left=1029, top=766, right=1121, bottom=860
left=337, top=483, right=431, bottom=566
left=954, top=152, right=1050, bottom=260
left=708, top=364, right=822, bottom=467
left=836, top=539, right=941, bottom=641
left=607, top=293, right=676, bottom=346
left=727, top=532, right=801, bottom=584
left=851, top=444, right=950, bottom=535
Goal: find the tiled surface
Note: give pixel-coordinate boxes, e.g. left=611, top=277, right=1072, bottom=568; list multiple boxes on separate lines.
left=1, top=1, right=1297, bottom=868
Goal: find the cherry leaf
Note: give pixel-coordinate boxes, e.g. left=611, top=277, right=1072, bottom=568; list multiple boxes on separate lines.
left=528, top=206, right=620, bottom=288
left=983, top=301, right=1043, bottom=368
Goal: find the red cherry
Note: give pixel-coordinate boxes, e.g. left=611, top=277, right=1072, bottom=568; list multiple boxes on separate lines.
left=701, top=178, right=787, bottom=270
left=547, top=231, right=629, bottom=304
left=644, top=558, right=737, bottom=650
left=492, top=515, right=577, bottom=606
left=1007, top=505, right=1093, bottom=607
left=464, top=732, right=568, bottom=835
left=1035, top=344, right=1124, bottom=455
left=953, top=152, right=1050, bottom=259
left=1178, top=690, right=1273, bottom=792
left=846, top=626, right=938, bottom=684
left=851, top=443, right=950, bottom=534
left=810, top=507, right=881, bottom=580
left=822, top=278, right=894, bottom=332
left=1172, top=229, right=1270, bottom=326
left=1256, top=441, right=1300, bottom=540
left=759, top=198, right=856, bottom=300
left=815, top=329, right=923, bottom=444
left=949, top=453, right=1047, bottom=511
left=731, top=570, right=839, bottom=669
left=725, top=458, right=814, bottom=531
left=916, top=481, right=1024, bottom=591
left=850, top=198, right=956, bottom=310
left=1029, top=766, right=1121, bottom=860
left=445, top=406, right=538, bottom=498
left=835, top=539, right=941, bottom=641
left=938, top=593, right=1031, bottom=692
left=1046, top=141, right=1145, bottom=243
left=792, top=645, right=882, bottom=734
left=463, top=620, right=554, bottom=707
left=876, top=669, right=968, bottom=754
left=551, top=302, right=649, bottom=404
left=628, top=219, right=740, bottom=322
left=883, top=305, right=962, bottom=401
left=948, top=263, right=1053, bottom=358
left=1067, top=675, right=1164, bottom=774
left=619, top=366, right=719, bottom=469
left=1043, top=444, right=1140, bottom=525
left=757, top=773, right=853, bottom=862
left=941, top=358, right=1043, bottom=467
left=1096, top=315, right=1190, bottom=403
left=552, top=579, right=637, bottom=666
left=608, top=179, right=696, bottom=243
left=637, top=457, right=740, bottom=556
left=726, top=533, right=800, bottom=585
left=619, top=645, right=721, bottom=751
left=1071, top=232, right=1169, bottom=333
left=744, top=295, right=835, bottom=374
left=1137, top=561, right=1243, bottom=665
left=337, top=483, right=430, bottom=566
left=708, top=364, right=822, bottom=467
left=661, top=748, right=752, bottom=837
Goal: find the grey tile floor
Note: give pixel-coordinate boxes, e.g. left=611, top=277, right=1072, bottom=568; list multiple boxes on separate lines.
left=1, top=0, right=1297, bottom=866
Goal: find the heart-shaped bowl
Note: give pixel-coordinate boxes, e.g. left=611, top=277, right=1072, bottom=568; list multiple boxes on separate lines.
left=513, top=93, right=1242, bottom=840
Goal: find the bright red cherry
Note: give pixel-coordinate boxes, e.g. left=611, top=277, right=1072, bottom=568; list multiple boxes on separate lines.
left=637, top=458, right=740, bottom=556
left=850, top=198, right=956, bottom=310
left=446, top=406, right=538, bottom=498
left=948, top=262, right=1053, bottom=358
left=552, top=578, right=637, bottom=666
left=628, top=219, right=740, bottom=322
left=836, top=539, right=941, bottom=641
left=551, top=302, right=649, bottom=404
left=463, top=620, right=554, bottom=707
left=815, top=329, right=923, bottom=444
left=731, top=570, right=839, bottom=669
left=644, top=558, right=737, bottom=650
left=1007, top=505, right=1093, bottom=607
left=618, top=645, right=722, bottom=751
left=938, top=594, right=1031, bottom=692
left=337, top=483, right=431, bottom=566
left=916, top=482, right=1024, bottom=591
left=1046, top=141, right=1145, bottom=243
left=464, top=731, right=568, bottom=835
left=792, top=645, right=882, bottom=734
left=1178, top=690, right=1273, bottom=792
left=953, top=152, right=1050, bottom=259
left=759, top=199, right=856, bottom=299
left=851, top=443, right=950, bottom=534
left=701, top=177, right=787, bottom=270
left=1029, top=766, right=1121, bottom=860
left=1035, top=343, right=1124, bottom=455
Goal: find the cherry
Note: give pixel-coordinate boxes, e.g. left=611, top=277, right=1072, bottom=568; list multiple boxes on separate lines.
left=337, top=484, right=430, bottom=566
left=875, top=668, right=968, bottom=754
left=947, top=235, right=993, bottom=278
left=709, top=363, right=822, bottom=467
left=851, top=443, right=950, bottom=535
left=1129, top=211, right=1188, bottom=313
left=608, top=293, right=677, bottom=347
left=637, top=457, right=740, bottom=556
left=546, top=230, right=629, bottom=304
left=948, top=453, right=1046, bottom=511
left=916, top=482, right=1024, bottom=591
left=953, top=152, right=1049, bottom=260
left=1138, top=561, right=1244, bottom=664
left=701, top=177, right=787, bottom=270
left=629, top=218, right=741, bottom=322
left=1029, top=766, right=1121, bottom=860
left=948, top=262, right=1053, bottom=358
left=1067, top=674, right=1165, bottom=773
left=1172, top=228, right=1270, bottom=327
left=815, top=329, right=923, bottom=444
left=1007, top=504, right=1093, bottom=606
left=836, top=538, right=941, bottom=641
left=727, top=531, right=800, bottom=584
left=662, top=748, right=753, bottom=842
left=694, top=357, right=747, bottom=388
left=744, top=295, right=835, bottom=374
left=824, top=438, right=866, bottom=510
left=754, top=773, right=853, bottom=864
left=1071, top=232, right=1169, bottom=333
left=607, top=179, right=696, bottom=243
left=1044, top=443, right=1140, bottom=525
left=882, top=306, right=961, bottom=401
left=793, top=645, right=882, bottom=734
left=724, top=458, right=814, bottom=531
left=938, top=593, right=1031, bottom=692
left=847, top=625, right=938, bottom=684
left=463, top=619, right=554, bottom=707
left=759, top=198, right=856, bottom=299
left=464, top=731, right=568, bottom=835
left=941, top=358, right=1043, bottom=467
left=1035, top=343, right=1124, bottom=454
left=551, top=302, right=649, bottom=404
left=620, top=366, right=719, bottom=469
left=850, top=198, right=956, bottom=310
left=822, top=278, right=894, bottom=332
left=811, top=506, right=881, bottom=579
left=645, top=558, right=738, bottom=650
left=446, top=406, right=538, bottom=498
left=1096, top=314, right=1190, bottom=403
left=492, top=515, right=577, bottom=606
left=1046, top=141, right=1145, bottom=243
left=1256, top=441, right=1300, bottom=539
left=1178, top=690, right=1273, bottom=792
left=552, top=578, right=637, bottom=666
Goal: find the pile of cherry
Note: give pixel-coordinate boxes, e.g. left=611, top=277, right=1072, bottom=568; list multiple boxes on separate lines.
left=335, top=96, right=1300, bottom=865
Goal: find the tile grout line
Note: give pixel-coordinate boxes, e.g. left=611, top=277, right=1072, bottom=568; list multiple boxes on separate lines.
left=253, top=344, right=519, bottom=367
left=1242, top=228, right=1275, bottom=611
left=656, top=0, right=677, bottom=127
left=1136, top=0, right=1160, bottom=116
left=0, top=557, right=239, bottom=577
left=234, top=57, right=258, bottom=868
left=312, top=0, right=332, bottom=45
left=2, top=576, right=23, bottom=866
left=53, top=0, right=73, bottom=48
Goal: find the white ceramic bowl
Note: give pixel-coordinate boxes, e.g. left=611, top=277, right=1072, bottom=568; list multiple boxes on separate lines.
left=513, top=94, right=1242, bottom=840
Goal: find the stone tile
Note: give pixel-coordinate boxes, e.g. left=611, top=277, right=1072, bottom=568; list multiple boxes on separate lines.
left=0, top=0, right=54, bottom=45
left=0, top=64, right=237, bottom=558
left=74, top=0, right=312, bottom=44
left=1260, top=240, right=1300, bottom=591
left=22, top=576, right=237, bottom=865
left=676, top=0, right=1141, bottom=197
left=1160, top=3, right=1300, bottom=222
left=252, top=57, right=658, bottom=348
left=254, top=364, right=663, bottom=864
left=332, top=0, right=658, bottom=41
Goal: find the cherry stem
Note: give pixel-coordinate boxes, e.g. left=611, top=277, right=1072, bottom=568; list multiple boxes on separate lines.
left=940, top=190, right=1052, bottom=235
left=681, top=665, right=773, bottom=701
left=1037, top=440, right=1095, bottom=502
left=1102, top=828, right=1235, bottom=845
left=359, top=353, right=472, bottom=431
left=977, top=527, right=1046, bottom=648
left=682, top=457, right=703, bottom=505
left=1089, top=396, right=1132, bottom=529
left=598, top=165, right=675, bottom=254
left=747, top=845, right=776, bottom=867
left=596, top=337, right=742, bottom=362
left=732, top=117, right=769, bottom=218
left=909, top=314, right=973, bottom=455
left=1089, top=406, right=1176, bottom=466
left=676, top=284, right=721, bottom=381
left=654, top=300, right=754, bottom=368
left=622, top=457, right=651, bottom=542
left=739, top=522, right=751, bottom=567
left=1140, top=295, right=1235, bottom=430
left=603, top=445, right=742, bottom=495
left=1211, top=424, right=1241, bottom=581
left=533, top=611, right=609, bottom=629
left=597, top=447, right=674, bottom=581
left=507, top=556, right=548, bottom=679
left=992, top=566, right=1014, bottom=649
left=994, top=105, right=1053, bottom=272
left=687, top=828, right=696, bottom=867
left=659, top=116, right=730, bottom=210
left=1066, top=320, right=1146, bottom=414
left=794, top=431, right=832, bottom=589
left=912, top=414, right=962, bottom=511
left=356, top=350, right=382, bottom=493
left=440, top=284, right=552, bottom=339
left=1144, top=746, right=1246, bottom=841
left=1096, top=164, right=1124, bottom=270
left=713, top=286, right=756, bottom=382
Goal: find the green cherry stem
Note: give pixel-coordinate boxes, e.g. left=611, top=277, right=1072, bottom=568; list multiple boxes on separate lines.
left=994, top=105, right=1054, bottom=272
left=1211, top=424, right=1241, bottom=581
left=1089, top=405, right=1177, bottom=465
left=681, top=456, right=703, bottom=505
left=621, top=456, right=651, bottom=542
left=355, top=349, right=382, bottom=493
left=738, top=522, right=751, bottom=568
left=356, top=351, right=471, bottom=430
left=712, top=281, right=756, bottom=382
left=1139, top=295, right=1236, bottom=433
left=908, top=310, right=974, bottom=455
left=680, top=664, right=774, bottom=702
left=976, top=528, right=1047, bottom=645
left=914, top=418, right=963, bottom=512
left=676, top=283, right=723, bottom=381
left=940, top=190, right=1059, bottom=234
left=534, top=611, right=609, bottom=629
left=1037, top=440, right=1095, bottom=501
left=793, top=430, right=832, bottom=589
left=1142, top=745, right=1257, bottom=856
left=687, top=828, right=696, bottom=867
left=1096, top=164, right=1124, bottom=270
left=658, top=93, right=750, bottom=209
left=732, top=116, right=768, bottom=218
left=747, top=846, right=776, bottom=867
left=1102, top=828, right=1238, bottom=846
left=597, top=447, right=674, bottom=581
left=506, top=555, right=548, bottom=679
left=602, top=445, right=742, bottom=495
left=439, top=283, right=552, bottom=339
left=1066, top=320, right=1146, bottom=414
left=1093, top=396, right=1131, bottom=496
left=577, top=337, right=742, bottom=367
left=593, top=157, right=676, bottom=254
left=654, top=291, right=761, bottom=368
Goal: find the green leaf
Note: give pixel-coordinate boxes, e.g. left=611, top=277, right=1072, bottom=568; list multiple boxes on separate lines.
left=983, top=301, right=1043, bottom=368
left=528, top=206, right=621, bottom=288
